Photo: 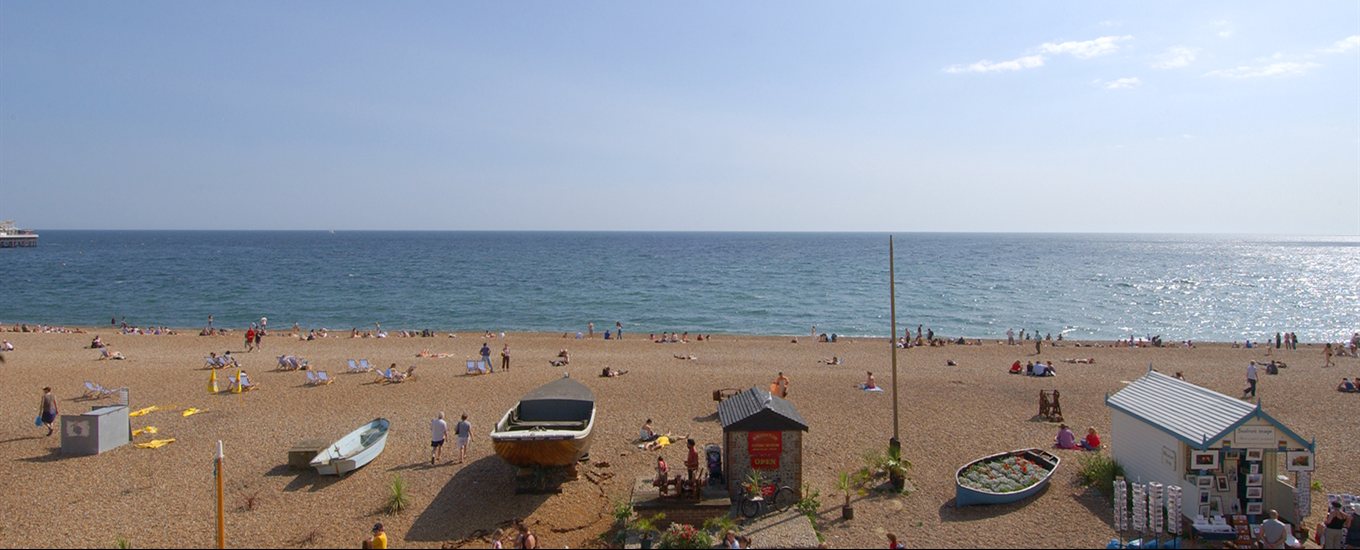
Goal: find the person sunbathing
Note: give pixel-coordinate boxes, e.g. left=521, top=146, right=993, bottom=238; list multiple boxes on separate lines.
left=644, top=433, right=687, bottom=451
left=819, top=356, right=841, bottom=365
left=673, top=354, right=696, bottom=360
left=98, top=348, right=126, bottom=360
left=549, top=349, right=570, bottom=366
left=601, top=367, right=629, bottom=377
left=1339, top=378, right=1357, bottom=393
left=863, top=372, right=877, bottom=390
left=0, top=340, right=12, bottom=351
left=90, top=336, right=105, bottom=349
left=390, top=366, right=416, bottom=382
left=1062, top=357, right=1095, bottom=364
left=1009, top=360, right=1023, bottom=374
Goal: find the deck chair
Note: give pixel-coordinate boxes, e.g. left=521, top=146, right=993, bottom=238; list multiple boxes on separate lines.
left=375, top=368, right=394, bottom=383
left=315, top=371, right=333, bottom=385
left=466, top=360, right=489, bottom=375
left=277, top=355, right=294, bottom=370
left=346, top=359, right=361, bottom=372
left=83, top=381, right=115, bottom=399
left=359, top=358, right=374, bottom=372
left=304, top=370, right=319, bottom=385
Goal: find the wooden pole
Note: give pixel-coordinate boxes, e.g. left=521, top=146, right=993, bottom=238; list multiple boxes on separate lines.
left=216, top=440, right=225, bottom=549
left=890, top=236, right=900, bottom=446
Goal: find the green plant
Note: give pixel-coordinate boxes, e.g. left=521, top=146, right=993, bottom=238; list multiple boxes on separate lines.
left=631, top=513, right=665, bottom=539
left=613, top=500, right=634, bottom=527
left=658, top=523, right=713, bottom=549
left=836, top=470, right=868, bottom=507
left=742, top=470, right=766, bottom=495
left=796, top=484, right=822, bottom=519
left=385, top=474, right=410, bottom=514
left=114, top=538, right=131, bottom=549
left=1310, top=480, right=1323, bottom=491
left=1076, top=452, right=1125, bottom=497
left=861, top=447, right=912, bottom=492
left=700, top=515, right=736, bottom=536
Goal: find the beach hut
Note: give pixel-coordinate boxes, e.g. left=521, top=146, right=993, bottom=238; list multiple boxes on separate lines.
left=1106, top=371, right=1315, bottom=529
left=717, top=388, right=809, bottom=499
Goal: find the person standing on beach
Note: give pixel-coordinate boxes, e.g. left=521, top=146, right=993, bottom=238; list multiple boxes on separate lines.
left=38, top=387, right=58, bottom=436
left=774, top=372, right=790, bottom=398
left=363, top=523, right=387, bottom=549
left=480, top=343, right=493, bottom=372
left=616, top=321, right=623, bottom=340
left=455, top=413, right=473, bottom=463
left=685, top=438, right=700, bottom=482
left=1244, top=361, right=1259, bottom=398
left=207, top=314, right=214, bottom=331
left=431, top=412, right=449, bottom=465
left=1036, top=337, right=1042, bottom=355
left=501, top=344, right=510, bottom=372
left=1323, top=343, right=1335, bottom=367
left=244, top=326, right=256, bottom=352
left=254, top=324, right=263, bottom=350
left=1007, top=328, right=1015, bottom=346
left=588, top=322, right=594, bottom=338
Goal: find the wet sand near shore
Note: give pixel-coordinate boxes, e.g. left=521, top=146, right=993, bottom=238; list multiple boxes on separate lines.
left=0, top=329, right=1355, bottom=548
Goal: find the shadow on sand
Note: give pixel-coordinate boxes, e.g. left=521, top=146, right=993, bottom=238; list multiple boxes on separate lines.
left=264, top=464, right=347, bottom=492
left=936, top=482, right=1053, bottom=522
left=405, top=456, right=552, bottom=543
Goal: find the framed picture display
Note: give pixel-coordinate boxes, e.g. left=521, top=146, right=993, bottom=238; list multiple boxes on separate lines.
left=1250, top=463, right=1260, bottom=474
left=1246, top=473, right=1263, bottom=487
left=1286, top=451, right=1315, bottom=472
left=1229, top=500, right=1242, bottom=515
left=1200, top=491, right=1211, bottom=503
left=1199, top=504, right=1211, bottom=517
left=1246, top=502, right=1263, bottom=515
left=1197, top=476, right=1214, bottom=489
left=1246, top=449, right=1264, bottom=461
left=1216, top=476, right=1230, bottom=492
left=1192, top=450, right=1220, bottom=470
left=1210, top=496, right=1224, bottom=514
left=1246, top=487, right=1263, bottom=499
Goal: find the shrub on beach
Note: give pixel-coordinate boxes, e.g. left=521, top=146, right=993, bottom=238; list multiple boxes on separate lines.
left=385, top=475, right=410, bottom=514
left=1076, top=452, right=1125, bottom=498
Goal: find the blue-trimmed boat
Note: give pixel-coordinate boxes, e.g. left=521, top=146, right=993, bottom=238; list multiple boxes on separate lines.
left=310, top=418, right=389, bottom=476
left=955, top=448, right=1060, bottom=507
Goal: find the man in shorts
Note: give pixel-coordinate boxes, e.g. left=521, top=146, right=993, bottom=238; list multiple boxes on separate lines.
left=455, top=413, right=473, bottom=463
left=431, top=412, right=449, bottom=465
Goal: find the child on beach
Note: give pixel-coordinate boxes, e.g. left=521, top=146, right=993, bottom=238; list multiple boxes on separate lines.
left=38, top=387, right=58, bottom=436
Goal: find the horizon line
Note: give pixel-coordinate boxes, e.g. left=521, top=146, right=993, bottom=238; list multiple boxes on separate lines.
left=16, top=228, right=1360, bottom=238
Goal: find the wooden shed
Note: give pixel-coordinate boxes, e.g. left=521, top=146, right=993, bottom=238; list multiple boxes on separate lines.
left=717, top=388, right=809, bottom=498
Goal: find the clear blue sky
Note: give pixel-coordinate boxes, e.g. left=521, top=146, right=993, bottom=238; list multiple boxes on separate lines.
left=2, top=1, right=1357, bottom=233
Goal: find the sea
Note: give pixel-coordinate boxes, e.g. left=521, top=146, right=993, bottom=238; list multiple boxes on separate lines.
left=1, top=231, right=1357, bottom=342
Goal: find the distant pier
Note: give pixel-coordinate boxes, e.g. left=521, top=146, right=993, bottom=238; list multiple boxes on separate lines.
left=0, top=221, right=38, bottom=248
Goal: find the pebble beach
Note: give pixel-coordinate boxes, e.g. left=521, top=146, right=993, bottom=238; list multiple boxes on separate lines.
left=0, top=329, right=1356, bottom=548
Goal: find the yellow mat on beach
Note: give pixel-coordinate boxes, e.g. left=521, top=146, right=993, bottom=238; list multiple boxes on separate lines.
left=128, top=406, right=160, bottom=417
left=181, top=407, right=205, bottom=417
left=132, top=426, right=158, bottom=436
left=134, top=438, right=176, bottom=449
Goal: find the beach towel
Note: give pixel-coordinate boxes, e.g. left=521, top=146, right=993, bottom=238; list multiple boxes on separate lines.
left=132, top=426, right=158, bottom=436
left=860, top=385, right=884, bottom=392
left=129, top=406, right=160, bottom=417
left=134, top=438, right=176, bottom=449
left=181, top=408, right=205, bottom=417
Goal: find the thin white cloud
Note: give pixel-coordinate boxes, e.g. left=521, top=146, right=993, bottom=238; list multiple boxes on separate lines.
left=1321, top=35, right=1360, bottom=54
left=944, top=55, right=1045, bottom=74
left=1204, top=61, right=1320, bottom=78
left=1151, top=46, right=1198, bottom=69
left=1099, top=77, right=1143, bottom=90
left=1212, top=20, right=1233, bottom=38
left=1038, top=35, right=1133, bottom=59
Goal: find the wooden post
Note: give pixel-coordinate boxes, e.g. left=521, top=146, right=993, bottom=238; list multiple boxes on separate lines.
left=216, top=440, right=225, bottom=549
left=890, top=236, right=900, bottom=445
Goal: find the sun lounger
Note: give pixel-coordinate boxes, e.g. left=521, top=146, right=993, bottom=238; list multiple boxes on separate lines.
left=359, top=359, right=374, bottom=372
left=315, top=371, right=333, bottom=385
left=375, top=368, right=395, bottom=383
left=83, top=381, right=116, bottom=399
left=305, top=370, right=319, bottom=385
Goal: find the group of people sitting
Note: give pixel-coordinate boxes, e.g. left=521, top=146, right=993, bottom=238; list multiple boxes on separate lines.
left=1338, top=378, right=1359, bottom=393
left=0, top=340, right=12, bottom=351
left=205, top=351, right=239, bottom=369
left=1055, top=424, right=1101, bottom=451
left=275, top=355, right=309, bottom=371
left=548, top=349, right=570, bottom=367
left=1008, top=360, right=1056, bottom=376
left=652, top=332, right=706, bottom=343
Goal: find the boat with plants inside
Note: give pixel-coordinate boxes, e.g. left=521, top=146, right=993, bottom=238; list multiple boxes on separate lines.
left=491, top=375, right=596, bottom=468
left=955, top=448, right=1060, bottom=507
left=310, top=418, right=389, bottom=476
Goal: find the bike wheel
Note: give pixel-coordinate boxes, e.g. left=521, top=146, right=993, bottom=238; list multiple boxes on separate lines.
left=772, top=486, right=800, bottom=510
left=740, top=497, right=763, bottom=518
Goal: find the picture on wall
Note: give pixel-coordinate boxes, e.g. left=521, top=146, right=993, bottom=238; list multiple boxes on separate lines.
left=1216, top=476, right=1230, bottom=492
left=1196, top=475, right=1214, bottom=489
left=1286, top=451, right=1315, bottom=472
left=1192, top=450, right=1220, bottom=470
left=1200, top=491, right=1211, bottom=504
left=1247, top=502, right=1264, bottom=515
left=1199, top=504, right=1211, bottom=517
left=1247, top=487, right=1263, bottom=499
left=1246, top=473, right=1263, bottom=487
left=1246, top=449, right=1264, bottom=461
left=1209, top=496, right=1224, bottom=514
left=1250, top=464, right=1260, bottom=474
left=1230, top=500, right=1242, bottom=515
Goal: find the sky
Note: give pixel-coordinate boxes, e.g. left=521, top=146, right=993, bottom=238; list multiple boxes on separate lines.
left=1, top=1, right=1357, bottom=234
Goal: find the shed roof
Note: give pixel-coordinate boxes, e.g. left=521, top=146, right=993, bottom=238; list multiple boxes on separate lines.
left=718, top=388, right=808, bottom=432
left=1106, top=370, right=1313, bottom=451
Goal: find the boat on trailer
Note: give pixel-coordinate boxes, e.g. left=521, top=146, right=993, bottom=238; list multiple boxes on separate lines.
left=310, top=418, right=389, bottom=476
left=955, top=448, right=1060, bottom=507
left=491, top=376, right=596, bottom=468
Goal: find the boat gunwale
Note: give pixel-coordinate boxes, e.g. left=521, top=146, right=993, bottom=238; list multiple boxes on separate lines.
left=954, top=447, right=1061, bottom=497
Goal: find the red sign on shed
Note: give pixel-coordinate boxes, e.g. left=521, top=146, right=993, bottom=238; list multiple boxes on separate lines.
left=748, top=431, right=782, bottom=455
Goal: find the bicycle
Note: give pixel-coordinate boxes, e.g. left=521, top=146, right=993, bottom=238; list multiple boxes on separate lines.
left=739, top=483, right=799, bottom=518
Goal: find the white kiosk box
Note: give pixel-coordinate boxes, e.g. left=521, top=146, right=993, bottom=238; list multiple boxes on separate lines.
left=61, top=405, right=131, bottom=455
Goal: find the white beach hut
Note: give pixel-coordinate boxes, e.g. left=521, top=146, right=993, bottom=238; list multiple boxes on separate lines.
left=1105, top=371, right=1315, bottom=527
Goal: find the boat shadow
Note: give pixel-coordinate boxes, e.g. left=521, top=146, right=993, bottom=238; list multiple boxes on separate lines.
left=265, top=464, right=346, bottom=493
left=405, top=456, right=552, bottom=543
left=936, top=482, right=1053, bottom=522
